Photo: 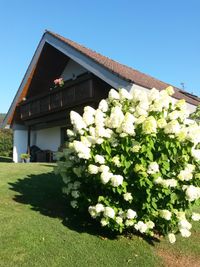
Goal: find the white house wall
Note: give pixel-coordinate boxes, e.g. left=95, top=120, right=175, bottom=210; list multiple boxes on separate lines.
left=61, top=59, right=87, bottom=81
left=35, top=126, right=61, bottom=152
left=13, top=129, right=28, bottom=163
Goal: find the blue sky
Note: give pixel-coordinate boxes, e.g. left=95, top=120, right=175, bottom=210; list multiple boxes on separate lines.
left=0, top=0, right=200, bottom=113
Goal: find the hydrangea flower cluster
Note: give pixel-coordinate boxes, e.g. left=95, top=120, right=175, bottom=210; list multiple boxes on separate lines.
left=55, top=86, right=200, bottom=243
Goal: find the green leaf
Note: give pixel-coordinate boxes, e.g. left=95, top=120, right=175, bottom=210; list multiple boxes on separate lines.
left=147, top=150, right=154, bottom=161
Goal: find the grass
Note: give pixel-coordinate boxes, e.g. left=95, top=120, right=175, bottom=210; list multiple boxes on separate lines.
left=0, top=163, right=199, bottom=267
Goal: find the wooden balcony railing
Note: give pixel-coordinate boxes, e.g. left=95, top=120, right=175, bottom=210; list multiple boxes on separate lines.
left=19, top=73, right=94, bottom=120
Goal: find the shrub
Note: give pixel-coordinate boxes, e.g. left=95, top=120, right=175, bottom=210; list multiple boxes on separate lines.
left=55, top=87, right=200, bottom=243
left=0, top=129, right=13, bottom=157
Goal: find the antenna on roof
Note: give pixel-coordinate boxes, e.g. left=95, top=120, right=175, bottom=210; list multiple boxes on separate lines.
left=180, top=82, right=185, bottom=90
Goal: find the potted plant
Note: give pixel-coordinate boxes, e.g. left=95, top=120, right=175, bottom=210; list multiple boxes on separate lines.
left=20, top=153, right=30, bottom=163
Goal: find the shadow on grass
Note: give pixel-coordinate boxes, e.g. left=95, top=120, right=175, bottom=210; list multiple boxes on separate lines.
left=8, top=171, right=116, bottom=239
left=9, top=171, right=160, bottom=244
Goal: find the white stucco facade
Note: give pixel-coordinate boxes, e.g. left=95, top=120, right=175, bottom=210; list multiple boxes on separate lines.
left=61, top=59, right=87, bottom=81
left=13, top=129, right=28, bottom=163
left=35, top=126, right=61, bottom=151
left=13, top=126, right=61, bottom=163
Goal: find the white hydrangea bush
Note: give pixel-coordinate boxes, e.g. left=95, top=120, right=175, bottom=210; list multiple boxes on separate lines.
left=55, top=86, right=200, bottom=243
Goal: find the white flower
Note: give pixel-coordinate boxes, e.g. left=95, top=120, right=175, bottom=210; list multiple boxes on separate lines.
left=168, top=233, right=176, bottom=244
left=95, top=109, right=105, bottom=126
left=95, top=126, right=113, bottom=138
left=88, top=206, right=97, bottom=218
left=95, top=203, right=105, bottom=213
left=126, top=209, right=137, bottom=219
left=119, top=88, right=132, bottom=100
left=165, top=86, right=174, bottom=96
left=89, top=126, right=96, bottom=137
left=148, top=88, right=160, bottom=102
left=123, top=193, right=133, bottom=202
left=98, top=99, right=109, bottom=112
left=180, top=228, right=191, bottom=238
left=142, top=116, right=157, bottom=134
left=81, top=136, right=92, bottom=147
left=178, top=219, right=192, bottom=230
left=147, top=162, right=159, bottom=174
left=96, top=138, right=104, bottom=144
left=101, top=218, right=108, bottom=226
left=135, top=115, right=146, bottom=125
left=73, top=141, right=91, bottom=159
left=178, top=170, right=193, bottom=181
left=192, top=212, right=200, bottom=221
left=157, top=118, right=167, bottom=128
left=175, top=99, right=186, bottom=109
left=70, top=111, right=86, bottom=133
left=164, top=120, right=181, bottom=135
left=184, top=185, right=200, bottom=202
left=61, top=173, right=71, bottom=184
left=66, top=129, right=75, bottom=137
left=67, top=183, right=73, bottom=191
left=154, top=176, right=163, bottom=185
left=88, top=164, right=99, bottom=174
left=138, top=100, right=149, bottom=111
left=100, top=171, right=113, bottom=184
left=191, top=148, right=200, bottom=161
left=125, top=220, right=134, bottom=226
left=187, top=123, right=200, bottom=145
left=134, top=221, right=148, bottom=233
left=73, top=181, right=81, bottom=189
left=135, top=106, right=148, bottom=117
left=146, top=221, right=155, bottom=229
left=163, top=179, right=177, bottom=188
left=70, top=200, right=78, bottom=209
left=178, top=164, right=195, bottom=181
left=160, top=210, right=172, bottom=220
left=107, top=106, right=124, bottom=129
left=177, top=127, right=188, bottom=141
left=168, top=110, right=180, bottom=120
left=111, top=175, right=123, bottom=187
left=112, top=155, right=121, bottom=167
left=104, top=207, right=115, bottom=219
left=120, top=112, right=135, bottom=136
left=175, top=211, right=186, bottom=220
left=154, top=177, right=177, bottom=188
left=132, top=145, right=141, bottom=153
left=132, top=89, right=148, bottom=103
left=62, top=187, right=70, bottom=195
left=83, top=106, right=95, bottom=126
left=149, top=101, right=163, bottom=112
left=116, top=216, right=123, bottom=224
left=186, top=163, right=195, bottom=172
left=71, top=190, right=80, bottom=199
left=99, top=165, right=110, bottom=173
left=159, top=90, right=172, bottom=109
left=94, top=155, right=105, bottom=164
left=108, top=89, right=120, bottom=100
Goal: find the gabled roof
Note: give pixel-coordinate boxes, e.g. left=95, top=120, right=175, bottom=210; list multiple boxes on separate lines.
left=48, top=31, right=200, bottom=106
left=2, top=30, right=200, bottom=128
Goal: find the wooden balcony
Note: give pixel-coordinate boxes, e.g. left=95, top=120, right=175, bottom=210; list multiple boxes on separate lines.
left=19, top=73, right=97, bottom=121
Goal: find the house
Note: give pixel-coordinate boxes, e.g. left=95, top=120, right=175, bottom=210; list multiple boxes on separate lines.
left=2, top=31, right=200, bottom=163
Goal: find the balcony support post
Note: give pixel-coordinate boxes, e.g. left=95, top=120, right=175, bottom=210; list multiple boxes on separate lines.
left=27, top=126, right=31, bottom=155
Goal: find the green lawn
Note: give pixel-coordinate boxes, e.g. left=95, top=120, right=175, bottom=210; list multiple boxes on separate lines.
left=0, top=163, right=199, bottom=267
